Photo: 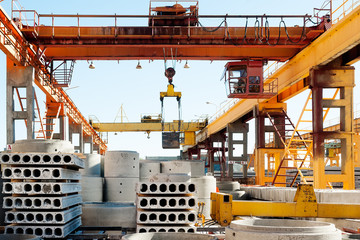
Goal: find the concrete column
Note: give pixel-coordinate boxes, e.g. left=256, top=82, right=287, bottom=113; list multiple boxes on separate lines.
left=227, top=122, right=249, bottom=178
left=6, top=58, right=35, bottom=144
left=310, top=66, right=355, bottom=189
left=69, top=120, right=84, bottom=153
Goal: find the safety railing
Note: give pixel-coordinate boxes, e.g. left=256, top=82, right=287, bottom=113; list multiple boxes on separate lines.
left=332, top=0, right=360, bottom=24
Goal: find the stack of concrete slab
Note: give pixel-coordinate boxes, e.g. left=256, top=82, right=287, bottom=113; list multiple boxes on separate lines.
left=104, top=151, right=139, bottom=203
left=1, top=140, right=83, bottom=238
left=80, top=154, right=103, bottom=202
left=136, top=181, right=197, bottom=233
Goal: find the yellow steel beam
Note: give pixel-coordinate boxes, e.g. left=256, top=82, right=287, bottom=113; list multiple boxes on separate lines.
left=212, top=184, right=360, bottom=226
left=200, top=4, right=360, bottom=142
left=92, top=121, right=206, bottom=132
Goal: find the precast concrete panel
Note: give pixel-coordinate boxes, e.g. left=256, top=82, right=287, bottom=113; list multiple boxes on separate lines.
left=105, top=177, right=138, bottom=202
left=136, top=226, right=196, bottom=233
left=3, top=195, right=82, bottom=209
left=140, top=161, right=161, bottom=179
left=80, top=154, right=101, bottom=177
left=2, top=167, right=81, bottom=180
left=5, top=216, right=81, bottom=238
left=3, top=182, right=81, bottom=195
left=149, top=173, right=190, bottom=183
left=11, top=139, right=75, bottom=153
left=0, top=153, right=84, bottom=169
left=5, top=205, right=82, bottom=224
left=80, top=177, right=103, bottom=202
left=136, top=211, right=197, bottom=224
left=136, top=196, right=197, bottom=209
left=161, top=161, right=191, bottom=176
left=137, top=182, right=196, bottom=195
left=104, top=151, right=139, bottom=178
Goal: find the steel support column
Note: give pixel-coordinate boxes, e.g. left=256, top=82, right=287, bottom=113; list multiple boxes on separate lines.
left=310, top=66, right=355, bottom=189
left=254, top=103, right=286, bottom=185
left=6, top=58, right=35, bottom=144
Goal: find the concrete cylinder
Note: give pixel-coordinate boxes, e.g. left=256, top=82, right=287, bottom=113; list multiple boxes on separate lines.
left=123, top=233, right=217, bottom=240
left=104, top=178, right=138, bottom=202
left=191, top=176, right=216, bottom=198
left=140, top=161, right=161, bottom=179
left=80, top=154, right=101, bottom=177
left=226, top=219, right=341, bottom=240
left=80, top=177, right=103, bottom=202
left=161, top=161, right=191, bottom=175
left=104, top=151, right=139, bottom=178
left=197, top=198, right=211, bottom=219
left=11, top=139, right=74, bottom=153
left=217, top=181, right=240, bottom=192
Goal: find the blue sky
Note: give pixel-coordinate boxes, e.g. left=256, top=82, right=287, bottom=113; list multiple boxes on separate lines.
left=1, top=0, right=358, bottom=158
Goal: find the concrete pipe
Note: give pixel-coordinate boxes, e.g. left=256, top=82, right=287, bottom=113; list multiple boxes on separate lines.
left=80, top=177, right=103, bottom=202
left=197, top=198, right=211, bottom=219
left=226, top=219, right=341, bottom=240
left=104, top=178, right=138, bottom=202
left=0, top=235, right=42, bottom=240
left=80, top=154, right=101, bottom=177
left=125, top=233, right=217, bottom=239
left=216, top=181, right=240, bottom=192
left=82, top=202, right=136, bottom=228
left=191, top=176, right=216, bottom=198
left=140, top=161, right=161, bottom=179
left=11, top=139, right=74, bottom=153
left=104, top=151, right=139, bottom=178
left=161, top=161, right=191, bottom=175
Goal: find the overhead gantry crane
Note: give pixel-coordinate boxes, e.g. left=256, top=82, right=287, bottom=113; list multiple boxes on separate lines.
left=0, top=0, right=350, bottom=190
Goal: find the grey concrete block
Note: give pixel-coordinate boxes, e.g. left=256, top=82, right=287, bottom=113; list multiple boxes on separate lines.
left=217, top=181, right=240, bottom=191
left=5, top=216, right=81, bottom=238
left=137, top=182, right=196, bottom=195
left=105, top=177, right=138, bottom=202
left=136, top=226, right=196, bottom=233
left=5, top=205, right=82, bottom=224
left=2, top=167, right=81, bottom=180
left=104, top=151, right=139, bottom=178
left=3, top=195, right=82, bottom=209
left=80, top=177, right=103, bottom=202
left=80, top=154, right=101, bottom=177
left=140, top=161, right=161, bottom=179
left=3, top=182, right=81, bottom=195
left=0, top=153, right=84, bottom=168
left=82, top=202, right=136, bottom=228
left=149, top=173, right=191, bottom=183
left=137, top=211, right=197, bottom=224
left=137, top=196, right=197, bottom=209
left=11, top=139, right=74, bottom=153
left=161, top=161, right=191, bottom=175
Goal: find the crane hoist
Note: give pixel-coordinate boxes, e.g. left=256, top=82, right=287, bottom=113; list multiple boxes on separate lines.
left=160, top=67, right=183, bottom=149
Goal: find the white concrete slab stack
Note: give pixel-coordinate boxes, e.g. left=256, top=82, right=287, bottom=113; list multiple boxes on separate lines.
left=104, top=151, right=139, bottom=202
left=136, top=182, right=197, bottom=233
left=1, top=140, right=83, bottom=238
